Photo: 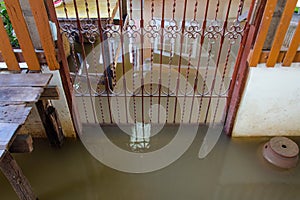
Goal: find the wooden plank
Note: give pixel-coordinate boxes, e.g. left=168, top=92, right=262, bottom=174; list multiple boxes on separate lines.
left=0, top=87, right=43, bottom=103
left=248, top=0, right=278, bottom=67
left=0, top=150, right=37, bottom=200
left=266, top=0, right=298, bottom=67
left=9, top=134, right=33, bottom=153
left=3, top=0, right=40, bottom=71
left=0, top=49, right=61, bottom=65
left=0, top=17, right=20, bottom=71
left=0, top=105, right=32, bottom=124
left=0, top=123, right=19, bottom=149
left=257, top=50, right=300, bottom=64
left=28, top=0, right=60, bottom=70
left=282, top=22, right=300, bottom=66
left=0, top=73, right=52, bottom=87
left=40, top=86, right=60, bottom=100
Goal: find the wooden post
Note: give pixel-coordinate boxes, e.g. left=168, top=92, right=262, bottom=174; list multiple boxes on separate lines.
left=36, top=100, right=64, bottom=147
left=0, top=150, right=37, bottom=200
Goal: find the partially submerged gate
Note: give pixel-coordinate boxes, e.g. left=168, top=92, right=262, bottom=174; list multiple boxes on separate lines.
left=56, top=0, right=257, bottom=126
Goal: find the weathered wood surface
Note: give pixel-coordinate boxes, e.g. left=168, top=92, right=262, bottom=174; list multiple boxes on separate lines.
left=0, top=17, right=20, bottom=71
left=0, top=123, right=19, bottom=149
left=36, top=100, right=64, bottom=147
left=0, top=105, right=32, bottom=124
left=0, top=87, right=43, bottom=103
left=0, top=73, right=52, bottom=87
left=3, top=0, right=40, bottom=71
left=0, top=150, right=37, bottom=200
left=40, top=86, right=60, bottom=100
left=9, top=134, right=33, bottom=153
left=28, top=0, right=60, bottom=70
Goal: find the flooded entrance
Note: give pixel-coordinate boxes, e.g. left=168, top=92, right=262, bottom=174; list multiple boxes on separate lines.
left=1, top=126, right=300, bottom=199
left=58, top=0, right=253, bottom=125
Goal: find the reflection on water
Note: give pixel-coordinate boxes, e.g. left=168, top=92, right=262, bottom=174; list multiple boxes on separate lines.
left=0, top=126, right=300, bottom=200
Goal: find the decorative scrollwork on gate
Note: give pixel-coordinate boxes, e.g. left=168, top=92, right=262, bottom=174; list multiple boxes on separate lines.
left=225, top=21, right=245, bottom=44
left=81, top=22, right=99, bottom=43
left=204, top=20, right=223, bottom=43
left=185, top=20, right=202, bottom=39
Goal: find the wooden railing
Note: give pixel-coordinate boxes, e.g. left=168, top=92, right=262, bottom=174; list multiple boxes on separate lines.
left=0, top=0, right=59, bottom=71
left=248, top=0, right=300, bottom=67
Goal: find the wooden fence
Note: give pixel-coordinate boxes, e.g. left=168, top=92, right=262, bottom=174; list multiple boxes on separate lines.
left=0, top=0, right=59, bottom=71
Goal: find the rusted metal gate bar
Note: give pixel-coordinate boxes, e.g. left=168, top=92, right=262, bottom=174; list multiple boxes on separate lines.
left=58, top=0, right=253, bottom=127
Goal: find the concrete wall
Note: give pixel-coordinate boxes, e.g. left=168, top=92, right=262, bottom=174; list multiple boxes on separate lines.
left=232, top=63, right=300, bottom=137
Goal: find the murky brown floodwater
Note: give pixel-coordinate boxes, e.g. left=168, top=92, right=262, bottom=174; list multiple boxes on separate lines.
left=1, top=126, right=300, bottom=200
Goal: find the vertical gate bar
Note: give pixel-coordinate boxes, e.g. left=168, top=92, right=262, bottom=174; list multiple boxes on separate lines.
left=189, top=0, right=210, bottom=123
left=282, top=22, right=300, bottom=66
left=0, top=17, right=20, bottom=71
left=96, top=0, right=113, bottom=123
left=149, top=0, right=155, bottom=123
left=140, top=0, right=145, bottom=125
left=248, top=0, right=278, bottom=67
left=212, top=43, right=232, bottom=124
left=197, top=43, right=212, bottom=123
left=204, top=0, right=232, bottom=124
left=111, top=42, right=121, bottom=123
left=173, top=0, right=188, bottom=123
left=215, top=0, right=220, bottom=20
left=92, top=41, right=105, bottom=123
left=107, top=0, right=111, bottom=19
left=224, top=0, right=262, bottom=134
left=266, top=0, right=298, bottom=67
left=62, top=0, right=69, bottom=18
left=166, top=44, right=174, bottom=123
left=73, top=0, right=98, bottom=123
left=181, top=43, right=193, bottom=123
left=132, top=45, right=137, bottom=125
left=118, top=0, right=129, bottom=123
left=165, top=0, right=177, bottom=123
left=158, top=0, right=165, bottom=124
left=84, top=0, right=90, bottom=19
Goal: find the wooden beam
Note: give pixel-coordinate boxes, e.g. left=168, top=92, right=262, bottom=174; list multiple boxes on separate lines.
left=0, top=49, right=61, bottom=65
left=248, top=0, right=278, bottom=67
left=257, top=50, right=300, bottom=64
left=0, top=73, right=52, bottom=87
left=282, top=22, right=300, bottom=66
left=28, top=0, right=60, bottom=70
left=46, top=0, right=81, bottom=136
left=266, top=0, right=298, bottom=67
left=36, top=100, right=64, bottom=147
left=3, top=0, right=40, bottom=71
left=40, top=86, right=60, bottom=100
left=0, top=150, right=37, bottom=200
left=9, top=135, right=33, bottom=153
left=0, top=17, right=20, bottom=71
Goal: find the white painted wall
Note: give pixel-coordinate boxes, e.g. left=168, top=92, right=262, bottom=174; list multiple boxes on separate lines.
left=233, top=63, right=300, bottom=137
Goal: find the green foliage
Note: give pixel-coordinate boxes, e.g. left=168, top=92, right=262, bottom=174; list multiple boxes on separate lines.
left=0, top=2, right=19, bottom=47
